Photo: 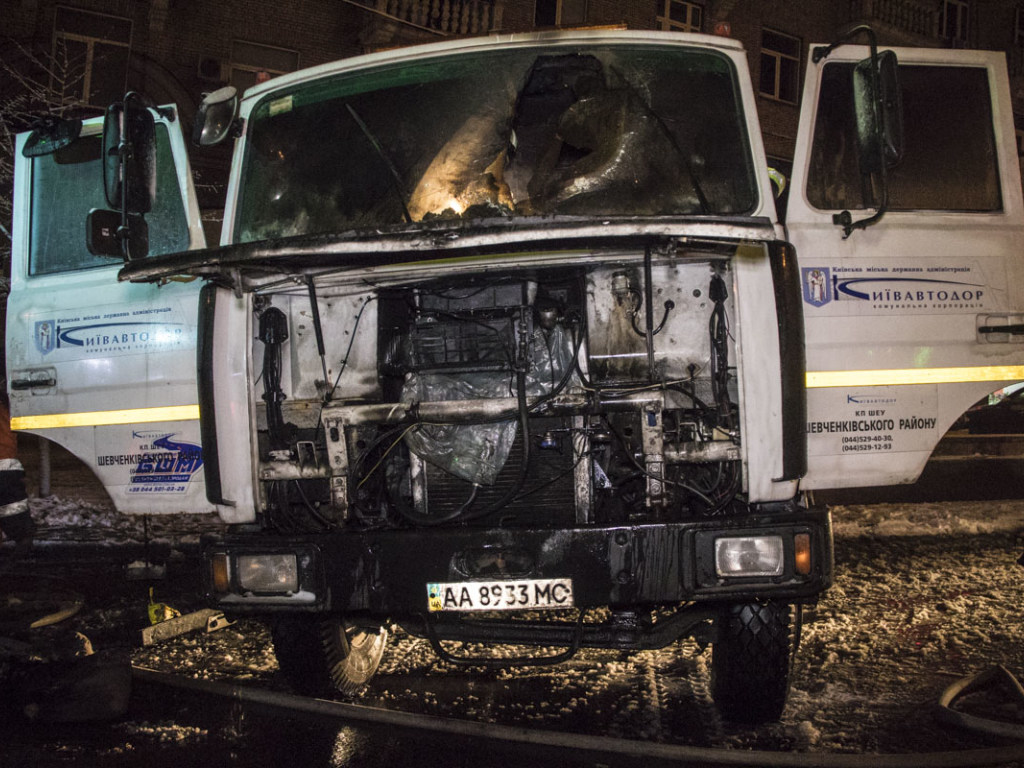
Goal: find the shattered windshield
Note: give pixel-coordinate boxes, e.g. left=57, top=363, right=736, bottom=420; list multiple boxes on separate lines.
left=236, top=45, right=757, bottom=242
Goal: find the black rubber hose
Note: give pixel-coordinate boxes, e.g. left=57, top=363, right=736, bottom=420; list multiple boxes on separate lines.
left=934, top=665, right=1024, bottom=742
left=133, top=666, right=1024, bottom=768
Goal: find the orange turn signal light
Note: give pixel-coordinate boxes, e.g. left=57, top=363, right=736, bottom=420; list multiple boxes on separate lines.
left=211, top=553, right=231, bottom=593
left=794, top=533, right=812, bottom=575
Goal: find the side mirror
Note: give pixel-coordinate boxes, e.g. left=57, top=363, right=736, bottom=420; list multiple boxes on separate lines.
left=86, top=208, right=149, bottom=260
left=853, top=49, right=903, bottom=174
left=813, top=25, right=902, bottom=237
left=21, top=116, right=83, bottom=157
left=192, top=86, right=239, bottom=147
left=89, top=93, right=158, bottom=260
left=102, top=96, right=157, bottom=214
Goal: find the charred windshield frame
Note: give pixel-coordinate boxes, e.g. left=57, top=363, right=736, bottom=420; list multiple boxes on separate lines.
left=234, top=45, right=759, bottom=243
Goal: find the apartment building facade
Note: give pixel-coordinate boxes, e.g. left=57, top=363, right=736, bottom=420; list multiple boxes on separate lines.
left=4, top=0, right=1024, bottom=208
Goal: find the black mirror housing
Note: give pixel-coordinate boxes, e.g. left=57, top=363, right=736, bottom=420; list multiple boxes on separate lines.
left=102, top=98, right=157, bottom=214
left=193, top=86, right=239, bottom=147
left=86, top=208, right=149, bottom=260
left=854, top=50, right=903, bottom=174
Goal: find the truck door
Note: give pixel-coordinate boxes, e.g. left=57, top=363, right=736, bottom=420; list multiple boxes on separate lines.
left=6, top=107, right=214, bottom=514
left=786, top=46, right=1024, bottom=490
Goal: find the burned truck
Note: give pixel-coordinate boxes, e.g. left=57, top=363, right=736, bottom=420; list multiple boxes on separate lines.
left=11, top=28, right=1024, bottom=723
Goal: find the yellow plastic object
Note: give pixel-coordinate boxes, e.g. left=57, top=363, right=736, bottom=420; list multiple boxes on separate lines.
left=147, top=587, right=181, bottom=625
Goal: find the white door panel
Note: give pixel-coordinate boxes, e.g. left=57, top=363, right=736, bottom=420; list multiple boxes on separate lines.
left=6, top=110, right=212, bottom=514
left=788, top=46, right=1024, bottom=489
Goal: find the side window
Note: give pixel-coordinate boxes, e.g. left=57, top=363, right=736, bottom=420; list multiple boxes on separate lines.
left=806, top=64, right=1000, bottom=213
left=29, top=124, right=190, bottom=275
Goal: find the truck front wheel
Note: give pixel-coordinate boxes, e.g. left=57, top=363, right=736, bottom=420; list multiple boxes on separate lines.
left=271, top=614, right=388, bottom=697
left=710, top=602, right=792, bottom=724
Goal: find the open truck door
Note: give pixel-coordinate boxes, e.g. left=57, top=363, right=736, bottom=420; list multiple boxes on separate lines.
left=786, top=43, right=1024, bottom=490
left=6, top=104, right=213, bottom=514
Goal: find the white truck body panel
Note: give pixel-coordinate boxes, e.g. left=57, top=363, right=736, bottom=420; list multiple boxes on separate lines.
left=786, top=45, right=1024, bottom=489
left=6, top=110, right=212, bottom=514
left=200, top=32, right=797, bottom=521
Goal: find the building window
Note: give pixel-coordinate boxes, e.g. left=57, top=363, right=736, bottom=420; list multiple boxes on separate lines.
left=655, top=1, right=703, bottom=33
left=231, top=40, right=299, bottom=92
left=760, top=29, right=800, bottom=104
left=942, top=0, right=969, bottom=43
left=535, top=0, right=587, bottom=28
left=52, top=6, right=132, bottom=108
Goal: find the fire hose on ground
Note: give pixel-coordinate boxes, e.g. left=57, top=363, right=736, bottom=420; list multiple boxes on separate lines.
left=132, top=665, right=1024, bottom=768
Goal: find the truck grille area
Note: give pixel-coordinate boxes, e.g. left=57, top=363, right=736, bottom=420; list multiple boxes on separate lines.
left=261, top=260, right=748, bottom=533
left=420, top=416, right=578, bottom=528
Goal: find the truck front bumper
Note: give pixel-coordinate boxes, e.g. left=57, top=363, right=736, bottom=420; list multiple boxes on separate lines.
left=203, top=507, right=833, bottom=617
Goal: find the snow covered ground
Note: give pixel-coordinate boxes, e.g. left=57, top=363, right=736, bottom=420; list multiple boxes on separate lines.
left=2, top=441, right=1022, bottom=765
left=6, top=488, right=1021, bottom=761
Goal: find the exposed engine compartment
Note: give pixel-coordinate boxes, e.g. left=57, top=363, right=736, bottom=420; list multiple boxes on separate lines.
left=253, top=254, right=743, bottom=534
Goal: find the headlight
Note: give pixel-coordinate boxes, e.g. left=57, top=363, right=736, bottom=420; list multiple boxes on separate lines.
left=237, top=553, right=299, bottom=593
left=714, top=535, right=784, bottom=578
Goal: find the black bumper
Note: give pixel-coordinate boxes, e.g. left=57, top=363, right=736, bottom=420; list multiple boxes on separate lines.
left=203, top=507, right=833, bottom=616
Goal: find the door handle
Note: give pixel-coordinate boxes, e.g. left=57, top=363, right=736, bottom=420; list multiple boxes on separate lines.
left=10, top=369, right=57, bottom=390
left=977, top=314, right=1024, bottom=342
left=979, top=324, right=1024, bottom=335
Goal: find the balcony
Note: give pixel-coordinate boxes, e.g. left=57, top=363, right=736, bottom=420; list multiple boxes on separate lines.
left=368, top=0, right=504, bottom=36
left=848, top=0, right=938, bottom=44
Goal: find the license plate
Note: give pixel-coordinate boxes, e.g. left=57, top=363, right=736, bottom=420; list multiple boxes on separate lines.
left=426, top=578, right=574, bottom=612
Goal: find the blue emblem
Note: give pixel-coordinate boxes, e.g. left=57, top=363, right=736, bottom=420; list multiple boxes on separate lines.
left=34, top=321, right=55, bottom=355
left=802, top=267, right=831, bottom=307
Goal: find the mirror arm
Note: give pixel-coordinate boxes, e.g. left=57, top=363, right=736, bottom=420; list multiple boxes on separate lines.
left=812, top=23, right=878, bottom=63
left=833, top=187, right=889, bottom=239
left=815, top=25, right=891, bottom=238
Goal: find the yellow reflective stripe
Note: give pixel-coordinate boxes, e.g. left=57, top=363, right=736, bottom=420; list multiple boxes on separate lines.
left=11, top=405, right=200, bottom=430
left=806, top=365, right=1024, bottom=388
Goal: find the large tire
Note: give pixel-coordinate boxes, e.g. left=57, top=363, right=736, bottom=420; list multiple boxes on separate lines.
left=271, top=614, right=388, bottom=697
left=710, top=602, right=792, bottom=724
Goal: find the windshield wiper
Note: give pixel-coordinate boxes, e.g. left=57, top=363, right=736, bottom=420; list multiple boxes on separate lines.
left=345, top=103, right=413, bottom=223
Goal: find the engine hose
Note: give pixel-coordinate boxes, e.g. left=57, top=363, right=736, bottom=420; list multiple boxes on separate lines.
left=258, top=307, right=289, bottom=451
left=708, top=273, right=732, bottom=431
left=133, top=666, right=1024, bottom=768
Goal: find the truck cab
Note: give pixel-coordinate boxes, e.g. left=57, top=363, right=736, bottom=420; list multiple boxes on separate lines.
left=9, top=28, right=1023, bottom=723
